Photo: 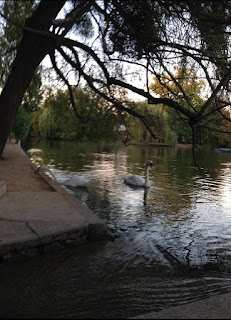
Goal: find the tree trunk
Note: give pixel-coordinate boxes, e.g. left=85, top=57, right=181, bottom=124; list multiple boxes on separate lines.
left=0, top=0, right=65, bottom=157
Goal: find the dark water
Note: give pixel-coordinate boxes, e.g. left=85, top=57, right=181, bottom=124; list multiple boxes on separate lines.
left=1, top=139, right=231, bottom=319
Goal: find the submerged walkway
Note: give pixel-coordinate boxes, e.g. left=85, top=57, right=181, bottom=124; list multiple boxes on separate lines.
left=0, top=141, right=112, bottom=263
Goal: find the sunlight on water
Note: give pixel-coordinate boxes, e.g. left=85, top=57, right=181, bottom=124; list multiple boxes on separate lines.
left=24, top=140, right=231, bottom=272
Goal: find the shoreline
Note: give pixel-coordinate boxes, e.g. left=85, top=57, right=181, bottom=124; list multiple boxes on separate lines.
left=0, top=141, right=113, bottom=263
left=125, top=142, right=192, bottom=149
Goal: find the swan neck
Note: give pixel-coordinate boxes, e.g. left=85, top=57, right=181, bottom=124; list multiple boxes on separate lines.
left=144, top=165, right=150, bottom=186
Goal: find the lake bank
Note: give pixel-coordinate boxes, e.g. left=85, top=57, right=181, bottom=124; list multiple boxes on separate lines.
left=125, top=141, right=192, bottom=149
left=0, top=141, right=113, bottom=263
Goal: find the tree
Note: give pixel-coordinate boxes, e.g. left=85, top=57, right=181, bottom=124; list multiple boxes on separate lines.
left=215, top=108, right=231, bottom=147
left=36, top=87, right=120, bottom=141
left=0, top=1, right=43, bottom=113
left=124, top=101, right=177, bottom=145
left=149, top=66, right=206, bottom=144
left=0, top=0, right=58, bottom=155
left=0, top=1, right=44, bottom=145
left=21, top=67, right=43, bottom=113
left=0, top=0, right=65, bottom=156
left=0, top=0, right=38, bottom=86
left=11, top=106, right=32, bottom=142
left=1, top=0, right=231, bottom=167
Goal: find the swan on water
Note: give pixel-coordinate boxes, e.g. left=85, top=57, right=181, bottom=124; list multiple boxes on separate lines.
left=122, top=160, right=154, bottom=187
left=34, top=165, right=90, bottom=188
left=61, top=175, right=90, bottom=187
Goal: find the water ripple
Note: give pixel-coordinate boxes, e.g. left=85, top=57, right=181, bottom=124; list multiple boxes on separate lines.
left=16, top=140, right=231, bottom=318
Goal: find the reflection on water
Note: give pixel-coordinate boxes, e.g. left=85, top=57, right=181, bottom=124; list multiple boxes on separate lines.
left=1, top=139, right=231, bottom=318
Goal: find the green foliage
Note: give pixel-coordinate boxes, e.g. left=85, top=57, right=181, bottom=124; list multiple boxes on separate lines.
left=174, top=117, right=192, bottom=144
left=10, top=67, right=43, bottom=140
left=125, top=101, right=178, bottom=145
left=197, top=107, right=231, bottom=148
left=35, top=88, right=121, bottom=142
left=0, top=0, right=43, bottom=144
left=149, top=67, right=207, bottom=144
left=38, top=90, right=78, bottom=140
left=22, top=67, right=43, bottom=113
left=12, top=106, right=32, bottom=142
left=188, top=2, right=229, bottom=67
left=0, top=0, right=38, bottom=86
left=108, top=1, right=161, bottom=58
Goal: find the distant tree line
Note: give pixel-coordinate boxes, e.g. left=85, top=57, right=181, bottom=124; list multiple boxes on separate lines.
left=11, top=81, right=231, bottom=148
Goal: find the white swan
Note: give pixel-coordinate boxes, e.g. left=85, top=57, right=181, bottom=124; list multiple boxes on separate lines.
left=61, top=175, right=90, bottom=187
left=122, top=160, right=154, bottom=187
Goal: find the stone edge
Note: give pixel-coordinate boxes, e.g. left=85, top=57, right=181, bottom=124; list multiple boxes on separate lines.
left=0, top=143, right=114, bottom=263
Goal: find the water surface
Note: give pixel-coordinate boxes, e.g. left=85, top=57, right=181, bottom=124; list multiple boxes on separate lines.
left=1, top=139, right=231, bottom=319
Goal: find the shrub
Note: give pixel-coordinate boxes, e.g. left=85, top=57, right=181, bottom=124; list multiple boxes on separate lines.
left=12, top=106, right=32, bottom=142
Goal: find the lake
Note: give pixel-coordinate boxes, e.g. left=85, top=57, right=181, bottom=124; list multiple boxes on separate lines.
left=1, top=139, right=231, bottom=319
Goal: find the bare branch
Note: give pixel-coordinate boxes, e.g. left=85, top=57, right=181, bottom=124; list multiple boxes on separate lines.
left=196, top=71, right=231, bottom=120
left=49, top=51, right=79, bottom=118
left=51, top=1, right=92, bottom=38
